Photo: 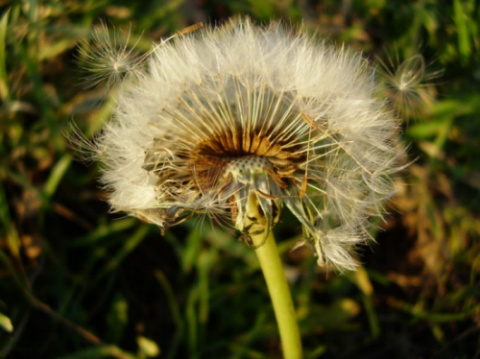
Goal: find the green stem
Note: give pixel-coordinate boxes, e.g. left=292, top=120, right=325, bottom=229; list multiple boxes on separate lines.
left=246, top=195, right=303, bottom=358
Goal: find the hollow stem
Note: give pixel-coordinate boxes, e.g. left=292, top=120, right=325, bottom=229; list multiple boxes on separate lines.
left=246, top=194, right=303, bottom=358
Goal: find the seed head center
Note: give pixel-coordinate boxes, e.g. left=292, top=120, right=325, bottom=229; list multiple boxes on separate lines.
left=226, top=155, right=272, bottom=180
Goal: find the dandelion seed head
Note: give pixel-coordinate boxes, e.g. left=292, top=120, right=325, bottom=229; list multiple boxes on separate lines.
left=89, top=18, right=404, bottom=271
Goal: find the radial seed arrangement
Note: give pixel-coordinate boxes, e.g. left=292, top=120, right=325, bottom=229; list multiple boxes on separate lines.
left=89, top=19, right=402, bottom=271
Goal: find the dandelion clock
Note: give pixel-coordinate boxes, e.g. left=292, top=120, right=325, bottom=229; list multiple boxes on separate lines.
left=78, top=18, right=404, bottom=358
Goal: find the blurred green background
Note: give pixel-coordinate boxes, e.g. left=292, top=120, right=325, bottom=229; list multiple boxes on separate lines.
left=0, top=0, right=479, bottom=358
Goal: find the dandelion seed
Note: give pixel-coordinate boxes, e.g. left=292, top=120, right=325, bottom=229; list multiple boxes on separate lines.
left=377, top=51, right=440, bottom=119
left=77, top=21, right=143, bottom=90
left=86, top=18, right=404, bottom=271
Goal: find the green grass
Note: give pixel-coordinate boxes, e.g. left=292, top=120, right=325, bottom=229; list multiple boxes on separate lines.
left=1, top=0, right=479, bottom=358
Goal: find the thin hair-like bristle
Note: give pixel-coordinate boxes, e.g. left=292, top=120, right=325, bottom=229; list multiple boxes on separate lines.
left=64, top=120, right=100, bottom=164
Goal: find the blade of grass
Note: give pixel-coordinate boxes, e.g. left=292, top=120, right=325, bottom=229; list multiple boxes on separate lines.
left=197, top=250, right=215, bottom=325
left=350, top=267, right=380, bottom=339
left=58, top=345, right=136, bottom=359
left=453, top=0, right=472, bottom=62
left=186, top=287, right=199, bottom=359
left=0, top=8, right=10, bottom=100
left=44, top=154, right=73, bottom=198
left=154, top=270, right=184, bottom=359
left=96, top=224, right=150, bottom=280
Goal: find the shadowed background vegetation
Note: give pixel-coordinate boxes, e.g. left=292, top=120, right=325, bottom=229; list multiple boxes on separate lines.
left=0, top=0, right=479, bottom=358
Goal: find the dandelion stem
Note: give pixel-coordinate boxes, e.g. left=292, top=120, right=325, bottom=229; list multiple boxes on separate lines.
left=246, top=195, right=303, bottom=358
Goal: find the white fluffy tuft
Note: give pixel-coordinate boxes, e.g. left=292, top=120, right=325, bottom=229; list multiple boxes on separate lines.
left=85, top=18, right=404, bottom=271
